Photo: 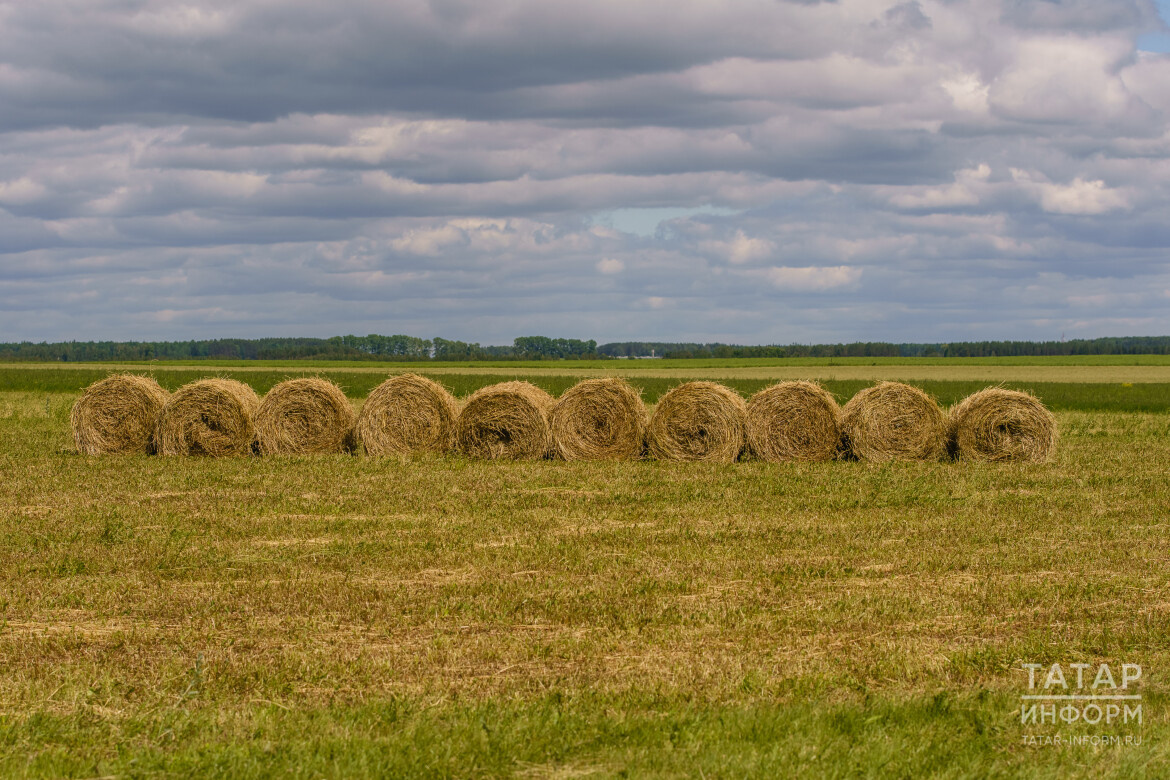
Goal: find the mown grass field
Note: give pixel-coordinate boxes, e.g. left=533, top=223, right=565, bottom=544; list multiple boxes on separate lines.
left=2, top=362, right=1170, bottom=777
left=6, top=356, right=1170, bottom=386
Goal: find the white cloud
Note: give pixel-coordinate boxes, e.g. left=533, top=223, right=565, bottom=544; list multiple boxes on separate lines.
left=596, top=257, right=624, bottom=274
left=765, top=266, right=862, bottom=292
left=701, top=230, right=774, bottom=265
left=361, top=171, right=429, bottom=195
left=390, top=224, right=464, bottom=256
left=1010, top=169, right=1129, bottom=215
left=887, top=164, right=990, bottom=210
left=941, top=71, right=990, bottom=115
left=0, top=177, right=47, bottom=205
left=988, top=36, right=1136, bottom=123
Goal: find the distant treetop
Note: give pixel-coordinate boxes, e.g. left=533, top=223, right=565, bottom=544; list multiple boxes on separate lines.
left=1, top=335, right=1167, bottom=362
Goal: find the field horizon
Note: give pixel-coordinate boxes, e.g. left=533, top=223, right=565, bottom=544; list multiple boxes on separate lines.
left=3, top=363, right=1169, bottom=777
left=6, top=352, right=1170, bottom=369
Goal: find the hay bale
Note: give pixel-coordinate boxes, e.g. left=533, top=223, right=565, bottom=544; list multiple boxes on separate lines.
left=949, top=387, right=1057, bottom=462
left=155, top=378, right=260, bottom=457
left=70, top=374, right=169, bottom=455
left=454, top=381, right=554, bottom=460
left=550, top=377, right=647, bottom=460
left=745, top=381, right=841, bottom=462
left=255, top=377, right=356, bottom=455
left=357, top=373, right=459, bottom=456
left=839, top=381, right=947, bottom=462
left=646, top=381, right=746, bottom=463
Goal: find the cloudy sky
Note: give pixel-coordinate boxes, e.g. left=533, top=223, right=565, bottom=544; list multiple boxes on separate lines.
left=2, top=0, right=1170, bottom=345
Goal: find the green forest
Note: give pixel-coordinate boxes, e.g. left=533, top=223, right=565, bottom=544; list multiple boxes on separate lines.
left=1, top=335, right=1168, bottom=362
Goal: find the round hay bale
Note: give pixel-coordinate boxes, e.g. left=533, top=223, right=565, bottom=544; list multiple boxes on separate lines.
left=949, top=387, right=1057, bottom=462
left=255, top=377, right=356, bottom=455
left=155, top=378, right=260, bottom=457
left=550, top=377, right=647, bottom=461
left=70, top=373, right=169, bottom=455
left=839, top=381, right=947, bottom=462
left=454, top=381, right=554, bottom=460
left=745, top=381, right=841, bottom=462
left=646, top=381, right=746, bottom=463
left=357, top=373, right=459, bottom=456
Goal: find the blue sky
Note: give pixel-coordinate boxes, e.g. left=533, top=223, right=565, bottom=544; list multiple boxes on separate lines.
left=1138, top=0, right=1170, bottom=50
left=1, top=0, right=1169, bottom=345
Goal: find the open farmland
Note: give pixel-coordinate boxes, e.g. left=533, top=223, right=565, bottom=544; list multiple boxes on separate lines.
left=3, top=360, right=1170, bottom=413
left=2, top=361, right=1170, bottom=777
left=7, top=354, right=1170, bottom=383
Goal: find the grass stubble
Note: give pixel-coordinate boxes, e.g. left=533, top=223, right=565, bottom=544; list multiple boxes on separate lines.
left=1, top=376, right=1170, bottom=777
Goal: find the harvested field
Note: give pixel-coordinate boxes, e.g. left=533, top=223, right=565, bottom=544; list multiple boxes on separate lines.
left=2, top=364, right=1168, bottom=778
left=9, top=358, right=1170, bottom=384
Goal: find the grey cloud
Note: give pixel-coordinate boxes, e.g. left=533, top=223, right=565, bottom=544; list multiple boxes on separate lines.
left=883, top=1, right=933, bottom=30
left=2, top=0, right=1169, bottom=344
left=0, top=210, right=63, bottom=255
left=999, top=0, right=1157, bottom=32
left=0, top=0, right=839, bottom=131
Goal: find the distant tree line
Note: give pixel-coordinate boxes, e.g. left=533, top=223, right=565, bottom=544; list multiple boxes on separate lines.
left=0, top=335, right=600, bottom=362
left=598, top=337, right=1170, bottom=359
left=1, top=335, right=1168, bottom=362
left=599, top=342, right=902, bottom=358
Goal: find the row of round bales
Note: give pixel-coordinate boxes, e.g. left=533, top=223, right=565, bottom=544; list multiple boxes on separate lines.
left=71, top=374, right=1058, bottom=463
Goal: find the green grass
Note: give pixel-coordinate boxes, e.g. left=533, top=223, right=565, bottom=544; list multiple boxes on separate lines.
left=7, top=690, right=1160, bottom=778
left=2, top=384, right=1169, bottom=777
left=2, top=367, right=1167, bottom=412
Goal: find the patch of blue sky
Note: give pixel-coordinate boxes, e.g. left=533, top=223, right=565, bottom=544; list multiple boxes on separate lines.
left=1138, top=0, right=1170, bottom=52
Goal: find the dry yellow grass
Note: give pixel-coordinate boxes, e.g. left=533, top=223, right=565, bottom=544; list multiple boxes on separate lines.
left=19, top=361, right=1170, bottom=383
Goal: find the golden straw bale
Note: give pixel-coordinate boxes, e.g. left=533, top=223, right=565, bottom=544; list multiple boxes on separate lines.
left=255, top=377, right=356, bottom=455
left=357, top=373, right=459, bottom=455
left=550, top=377, right=647, bottom=460
left=155, top=378, right=260, bottom=457
left=839, top=381, right=947, bottom=462
left=949, top=387, right=1057, bottom=462
left=646, top=381, right=746, bottom=463
left=70, top=374, right=169, bottom=455
left=454, top=381, right=554, bottom=460
left=745, top=381, right=841, bottom=462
